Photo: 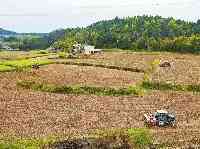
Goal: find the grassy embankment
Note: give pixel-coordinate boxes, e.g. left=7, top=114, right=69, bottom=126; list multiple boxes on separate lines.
left=17, top=80, right=145, bottom=96
left=0, top=59, right=54, bottom=72
left=0, top=50, right=54, bottom=72
left=0, top=128, right=152, bottom=149
left=142, top=81, right=200, bottom=93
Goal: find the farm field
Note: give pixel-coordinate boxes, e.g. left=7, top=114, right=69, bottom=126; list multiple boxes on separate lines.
left=62, top=51, right=200, bottom=85
left=1, top=50, right=200, bottom=148
left=0, top=50, right=50, bottom=61
left=16, top=64, right=143, bottom=88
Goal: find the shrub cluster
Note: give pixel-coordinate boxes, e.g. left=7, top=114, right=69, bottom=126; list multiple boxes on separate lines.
left=142, top=81, right=200, bottom=92
left=17, top=80, right=145, bottom=96
left=0, top=128, right=152, bottom=149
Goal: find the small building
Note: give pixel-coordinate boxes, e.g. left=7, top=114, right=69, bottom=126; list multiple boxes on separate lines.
left=83, top=45, right=95, bottom=54
left=1, top=44, right=14, bottom=51
left=72, top=44, right=102, bottom=55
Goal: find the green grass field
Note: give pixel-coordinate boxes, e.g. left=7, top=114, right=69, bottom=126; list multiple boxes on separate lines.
left=0, top=50, right=55, bottom=72
left=0, top=59, right=54, bottom=72
left=0, top=59, right=53, bottom=68
left=0, top=65, right=15, bottom=72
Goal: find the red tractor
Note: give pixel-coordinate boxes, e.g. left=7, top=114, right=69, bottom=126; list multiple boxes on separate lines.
left=144, top=110, right=176, bottom=127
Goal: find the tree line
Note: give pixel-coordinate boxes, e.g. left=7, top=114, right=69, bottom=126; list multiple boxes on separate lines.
left=2, top=36, right=49, bottom=50
left=1, top=15, right=200, bottom=52
left=53, top=15, right=200, bottom=53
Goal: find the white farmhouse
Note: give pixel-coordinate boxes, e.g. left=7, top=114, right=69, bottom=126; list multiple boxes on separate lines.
left=72, top=44, right=102, bottom=55
left=82, top=45, right=102, bottom=54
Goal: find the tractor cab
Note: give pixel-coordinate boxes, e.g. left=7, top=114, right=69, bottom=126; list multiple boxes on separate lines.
left=144, top=110, right=176, bottom=127
left=154, top=110, right=176, bottom=126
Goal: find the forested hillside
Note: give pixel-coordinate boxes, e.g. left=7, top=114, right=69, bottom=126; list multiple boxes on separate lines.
left=0, top=28, right=49, bottom=50
left=2, top=16, right=200, bottom=52
left=53, top=15, right=200, bottom=53
left=0, top=28, right=17, bottom=37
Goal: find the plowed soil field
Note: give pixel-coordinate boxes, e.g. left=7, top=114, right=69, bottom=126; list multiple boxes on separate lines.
left=1, top=51, right=200, bottom=147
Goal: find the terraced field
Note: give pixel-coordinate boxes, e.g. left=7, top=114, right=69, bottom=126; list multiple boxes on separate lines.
left=63, top=52, right=200, bottom=85
left=1, top=51, right=200, bottom=147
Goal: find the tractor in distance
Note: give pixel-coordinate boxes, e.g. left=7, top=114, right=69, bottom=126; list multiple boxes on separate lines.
left=144, top=110, right=176, bottom=127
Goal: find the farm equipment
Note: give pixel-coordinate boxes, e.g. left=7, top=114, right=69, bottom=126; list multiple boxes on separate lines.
left=32, top=64, right=40, bottom=69
left=159, top=61, right=171, bottom=67
left=144, top=110, right=176, bottom=127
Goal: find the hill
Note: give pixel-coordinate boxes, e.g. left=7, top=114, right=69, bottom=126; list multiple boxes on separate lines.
left=53, top=15, right=200, bottom=53
left=1, top=15, right=200, bottom=52
left=0, top=28, right=47, bottom=37
left=0, top=28, right=49, bottom=50
left=0, top=28, right=17, bottom=37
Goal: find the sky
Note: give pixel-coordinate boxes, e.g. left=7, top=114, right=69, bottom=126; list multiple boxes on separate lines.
left=0, top=0, right=199, bottom=33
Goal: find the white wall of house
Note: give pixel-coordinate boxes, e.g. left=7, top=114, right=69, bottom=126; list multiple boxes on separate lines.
left=83, top=45, right=94, bottom=54
left=83, top=45, right=102, bottom=54
left=72, top=44, right=102, bottom=54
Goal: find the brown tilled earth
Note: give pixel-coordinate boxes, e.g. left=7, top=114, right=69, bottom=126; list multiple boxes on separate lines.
left=63, top=52, right=200, bottom=84
left=1, top=52, right=200, bottom=146
left=34, top=64, right=143, bottom=87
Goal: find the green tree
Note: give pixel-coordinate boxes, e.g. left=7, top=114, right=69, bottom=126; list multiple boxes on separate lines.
left=48, top=15, right=200, bottom=53
left=53, top=37, right=76, bottom=53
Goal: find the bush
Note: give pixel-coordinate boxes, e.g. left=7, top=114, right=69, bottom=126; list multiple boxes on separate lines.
left=127, top=85, right=145, bottom=96
left=94, top=128, right=152, bottom=148
left=0, top=128, right=152, bottom=149
left=17, top=80, right=144, bottom=96
left=141, top=81, right=185, bottom=91
left=141, top=81, right=200, bottom=93
left=58, top=52, right=67, bottom=58
left=37, top=50, right=49, bottom=54
left=127, top=128, right=152, bottom=148
left=0, top=136, right=57, bottom=149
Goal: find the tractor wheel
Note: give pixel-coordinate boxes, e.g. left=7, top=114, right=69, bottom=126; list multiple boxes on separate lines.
left=158, top=121, right=165, bottom=127
left=144, top=121, right=150, bottom=127
left=171, top=121, right=177, bottom=128
left=144, top=121, right=154, bottom=128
